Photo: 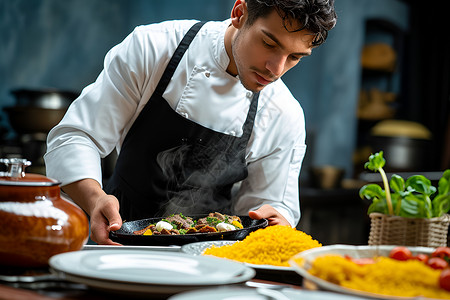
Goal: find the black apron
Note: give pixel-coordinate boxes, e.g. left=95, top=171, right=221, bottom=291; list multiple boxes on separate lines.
left=106, top=21, right=260, bottom=220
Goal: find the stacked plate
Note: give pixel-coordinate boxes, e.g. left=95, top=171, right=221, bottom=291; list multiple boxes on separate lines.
left=49, top=249, right=255, bottom=297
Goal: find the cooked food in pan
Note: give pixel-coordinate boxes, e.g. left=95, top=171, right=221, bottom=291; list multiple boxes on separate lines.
left=133, top=212, right=243, bottom=236
left=110, top=214, right=267, bottom=246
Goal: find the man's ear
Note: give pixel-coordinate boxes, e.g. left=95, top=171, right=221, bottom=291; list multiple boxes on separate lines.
left=230, top=0, right=247, bottom=28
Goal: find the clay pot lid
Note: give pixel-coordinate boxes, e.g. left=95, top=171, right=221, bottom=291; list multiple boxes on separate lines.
left=0, top=158, right=60, bottom=186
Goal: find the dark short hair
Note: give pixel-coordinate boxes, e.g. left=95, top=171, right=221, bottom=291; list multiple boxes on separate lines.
left=245, top=0, right=337, bottom=46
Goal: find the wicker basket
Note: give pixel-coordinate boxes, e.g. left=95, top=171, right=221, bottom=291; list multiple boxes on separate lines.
left=368, top=212, right=450, bottom=247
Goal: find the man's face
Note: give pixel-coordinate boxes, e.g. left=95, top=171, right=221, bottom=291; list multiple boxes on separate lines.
left=231, top=9, right=315, bottom=92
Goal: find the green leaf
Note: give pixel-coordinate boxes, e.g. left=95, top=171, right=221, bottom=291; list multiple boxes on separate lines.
left=390, top=174, right=405, bottom=193
left=361, top=151, right=394, bottom=215
left=368, top=198, right=389, bottom=214
left=399, top=198, right=420, bottom=217
left=364, top=151, right=386, bottom=172
left=404, top=193, right=432, bottom=218
left=432, top=194, right=450, bottom=217
left=438, top=170, right=450, bottom=196
left=432, top=196, right=448, bottom=217
left=391, top=189, right=404, bottom=215
left=405, top=175, right=436, bottom=196
left=432, top=170, right=450, bottom=217
left=368, top=203, right=384, bottom=214
left=359, top=184, right=384, bottom=200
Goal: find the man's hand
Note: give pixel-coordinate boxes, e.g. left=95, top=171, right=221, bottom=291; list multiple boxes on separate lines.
left=89, top=194, right=123, bottom=245
left=248, top=204, right=291, bottom=226
left=62, top=179, right=123, bottom=245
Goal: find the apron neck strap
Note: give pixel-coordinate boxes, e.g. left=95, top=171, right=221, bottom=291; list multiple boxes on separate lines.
left=241, top=91, right=259, bottom=139
left=153, top=21, right=207, bottom=97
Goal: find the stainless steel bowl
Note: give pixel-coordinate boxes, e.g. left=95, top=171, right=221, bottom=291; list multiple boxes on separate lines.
left=11, top=88, right=78, bottom=109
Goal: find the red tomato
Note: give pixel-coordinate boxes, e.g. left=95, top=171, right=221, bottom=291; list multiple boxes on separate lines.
left=432, top=247, right=450, bottom=260
left=413, top=253, right=429, bottom=263
left=350, top=258, right=376, bottom=266
left=440, top=269, right=450, bottom=291
left=427, top=257, right=449, bottom=270
left=344, top=255, right=375, bottom=266
left=389, top=247, right=412, bottom=261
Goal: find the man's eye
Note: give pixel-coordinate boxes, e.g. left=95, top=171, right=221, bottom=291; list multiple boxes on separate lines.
left=290, top=55, right=301, bottom=62
left=263, top=40, right=275, bottom=48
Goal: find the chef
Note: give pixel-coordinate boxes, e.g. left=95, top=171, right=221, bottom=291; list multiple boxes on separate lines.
left=44, top=0, right=337, bottom=245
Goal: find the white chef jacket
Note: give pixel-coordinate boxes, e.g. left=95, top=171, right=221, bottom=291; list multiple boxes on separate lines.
left=44, top=19, right=306, bottom=227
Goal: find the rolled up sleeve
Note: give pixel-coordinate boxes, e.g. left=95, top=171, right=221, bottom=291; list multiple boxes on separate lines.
left=45, top=27, right=150, bottom=187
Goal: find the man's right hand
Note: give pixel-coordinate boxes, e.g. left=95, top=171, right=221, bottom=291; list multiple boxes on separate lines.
left=62, top=179, right=123, bottom=245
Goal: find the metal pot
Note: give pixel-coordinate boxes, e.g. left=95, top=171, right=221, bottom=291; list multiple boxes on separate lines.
left=0, top=158, right=89, bottom=267
left=369, top=119, right=432, bottom=172
left=11, top=88, right=78, bottom=109
left=370, top=135, right=432, bottom=172
left=3, top=106, right=67, bottom=134
left=4, top=88, right=78, bottom=134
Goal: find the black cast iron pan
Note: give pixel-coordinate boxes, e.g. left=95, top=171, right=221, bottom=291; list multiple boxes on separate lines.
left=109, top=215, right=268, bottom=246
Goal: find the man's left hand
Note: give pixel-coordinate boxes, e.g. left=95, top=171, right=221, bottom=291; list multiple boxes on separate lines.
left=248, top=204, right=291, bottom=226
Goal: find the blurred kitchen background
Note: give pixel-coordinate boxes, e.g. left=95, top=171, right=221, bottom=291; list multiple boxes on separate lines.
left=1, top=0, right=449, bottom=244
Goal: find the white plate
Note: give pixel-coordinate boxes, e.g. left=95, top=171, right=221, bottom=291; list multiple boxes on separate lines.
left=289, top=244, right=436, bottom=300
left=168, top=286, right=370, bottom=300
left=181, top=241, right=293, bottom=272
left=49, top=249, right=255, bottom=296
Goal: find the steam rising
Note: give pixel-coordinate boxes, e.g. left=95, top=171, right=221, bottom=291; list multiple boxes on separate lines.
left=155, top=138, right=242, bottom=216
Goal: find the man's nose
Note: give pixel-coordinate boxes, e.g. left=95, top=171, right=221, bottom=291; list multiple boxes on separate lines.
left=265, top=55, right=286, bottom=77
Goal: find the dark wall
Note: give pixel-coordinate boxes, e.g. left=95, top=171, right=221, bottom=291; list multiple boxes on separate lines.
left=403, top=2, right=450, bottom=170
left=0, top=0, right=416, bottom=178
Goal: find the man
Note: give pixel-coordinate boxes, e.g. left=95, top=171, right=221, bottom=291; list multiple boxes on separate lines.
left=45, top=0, right=336, bottom=245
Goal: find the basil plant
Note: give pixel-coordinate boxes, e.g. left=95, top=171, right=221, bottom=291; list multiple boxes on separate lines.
left=359, top=151, right=450, bottom=218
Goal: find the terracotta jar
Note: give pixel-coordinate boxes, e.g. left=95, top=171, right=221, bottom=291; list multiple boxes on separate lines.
left=0, top=158, right=89, bottom=267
